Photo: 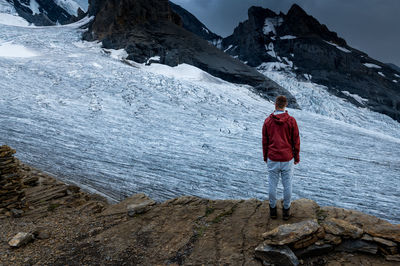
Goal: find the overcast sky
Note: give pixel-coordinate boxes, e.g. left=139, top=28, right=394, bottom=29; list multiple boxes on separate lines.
left=172, top=0, right=400, bottom=66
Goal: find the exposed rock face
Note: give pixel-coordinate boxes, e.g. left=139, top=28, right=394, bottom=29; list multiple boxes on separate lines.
left=6, top=0, right=85, bottom=26
left=221, top=4, right=400, bottom=122
left=169, top=2, right=222, bottom=44
left=83, top=0, right=299, bottom=108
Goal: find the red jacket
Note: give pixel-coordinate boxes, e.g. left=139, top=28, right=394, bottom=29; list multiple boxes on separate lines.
left=262, top=111, right=300, bottom=163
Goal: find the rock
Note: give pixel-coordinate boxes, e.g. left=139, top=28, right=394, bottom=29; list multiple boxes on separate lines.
left=255, top=244, right=299, bottom=266
left=385, top=254, right=400, bottom=262
left=335, top=239, right=378, bottom=255
left=294, top=243, right=334, bottom=258
left=127, top=200, right=156, bottom=216
left=262, top=219, right=320, bottom=246
left=373, top=237, right=398, bottom=255
left=10, top=208, right=24, bottom=218
left=101, top=193, right=155, bottom=216
left=8, top=232, right=34, bottom=248
left=361, top=234, right=374, bottom=242
left=364, top=224, right=400, bottom=243
left=322, top=218, right=363, bottom=239
left=324, top=233, right=342, bottom=245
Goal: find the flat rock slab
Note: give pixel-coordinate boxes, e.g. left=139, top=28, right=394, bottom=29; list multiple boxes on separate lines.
left=255, top=244, right=299, bottom=266
left=100, top=193, right=155, bottom=216
left=262, top=219, right=320, bottom=246
left=8, top=232, right=34, bottom=248
left=336, top=239, right=378, bottom=255
left=322, top=218, right=363, bottom=239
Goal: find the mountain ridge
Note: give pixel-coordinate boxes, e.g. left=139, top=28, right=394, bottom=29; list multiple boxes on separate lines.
left=219, top=4, right=400, bottom=122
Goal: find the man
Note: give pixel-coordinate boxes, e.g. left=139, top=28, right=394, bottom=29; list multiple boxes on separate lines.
left=262, top=95, right=300, bottom=220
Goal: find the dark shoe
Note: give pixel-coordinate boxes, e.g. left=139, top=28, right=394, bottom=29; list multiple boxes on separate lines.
left=269, top=205, right=277, bottom=219
left=282, top=207, right=290, bottom=221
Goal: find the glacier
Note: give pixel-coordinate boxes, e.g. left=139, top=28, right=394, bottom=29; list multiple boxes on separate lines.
left=0, top=18, right=399, bottom=224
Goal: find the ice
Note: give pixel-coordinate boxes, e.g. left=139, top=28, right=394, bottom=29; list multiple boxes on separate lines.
left=364, top=63, right=382, bottom=69
left=395, top=74, right=400, bottom=78
left=393, top=80, right=398, bottom=83
left=325, top=41, right=351, bottom=53
left=0, top=17, right=399, bottom=224
left=146, top=55, right=160, bottom=64
left=378, top=72, right=385, bottom=77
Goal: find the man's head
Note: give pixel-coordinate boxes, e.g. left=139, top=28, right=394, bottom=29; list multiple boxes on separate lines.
left=275, top=95, right=288, bottom=110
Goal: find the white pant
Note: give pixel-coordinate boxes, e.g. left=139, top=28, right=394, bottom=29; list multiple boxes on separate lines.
left=267, top=158, right=294, bottom=209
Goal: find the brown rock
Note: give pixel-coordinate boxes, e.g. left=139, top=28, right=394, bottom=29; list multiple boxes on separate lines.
left=385, top=254, right=400, bottom=262
left=8, top=232, right=34, bottom=247
left=373, top=237, right=398, bottom=255
left=262, top=219, right=320, bottom=246
left=324, top=233, right=342, bottom=245
left=322, top=218, right=363, bottom=239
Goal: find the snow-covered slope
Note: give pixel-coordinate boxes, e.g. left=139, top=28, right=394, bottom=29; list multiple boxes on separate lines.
left=0, top=19, right=399, bottom=224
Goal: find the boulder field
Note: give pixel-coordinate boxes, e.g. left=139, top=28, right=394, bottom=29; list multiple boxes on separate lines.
left=1, top=148, right=399, bottom=265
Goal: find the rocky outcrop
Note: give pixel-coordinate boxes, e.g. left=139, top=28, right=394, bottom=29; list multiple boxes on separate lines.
left=221, top=4, right=400, bottom=122
left=83, top=0, right=299, bottom=108
left=7, top=0, right=85, bottom=26
left=256, top=215, right=400, bottom=264
left=0, top=145, right=25, bottom=216
left=1, top=148, right=399, bottom=265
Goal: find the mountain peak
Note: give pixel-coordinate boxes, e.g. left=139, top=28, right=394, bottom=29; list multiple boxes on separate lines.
left=287, top=3, right=307, bottom=17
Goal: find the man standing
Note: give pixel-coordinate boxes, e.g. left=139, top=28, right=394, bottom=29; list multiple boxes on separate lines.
left=262, top=96, right=300, bottom=220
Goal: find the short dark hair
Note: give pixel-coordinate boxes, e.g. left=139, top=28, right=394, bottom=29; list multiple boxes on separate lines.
left=275, top=95, right=288, bottom=109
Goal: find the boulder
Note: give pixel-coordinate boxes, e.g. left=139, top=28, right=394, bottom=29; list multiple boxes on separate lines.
left=255, top=244, right=299, bottom=266
left=100, top=193, right=155, bottom=217
left=322, top=218, right=363, bottom=239
left=8, top=232, right=34, bottom=248
left=262, top=219, right=320, bottom=246
left=373, top=237, right=398, bottom=255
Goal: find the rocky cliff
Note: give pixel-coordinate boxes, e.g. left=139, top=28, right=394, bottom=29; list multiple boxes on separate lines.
left=221, top=4, right=400, bottom=122
left=82, top=0, right=299, bottom=108
left=6, top=0, right=85, bottom=26
left=1, top=149, right=399, bottom=265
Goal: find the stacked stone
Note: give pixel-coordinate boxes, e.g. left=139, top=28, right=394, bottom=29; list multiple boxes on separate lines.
left=256, top=218, right=400, bottom=265
left=0, top=145, right=25, bottom=212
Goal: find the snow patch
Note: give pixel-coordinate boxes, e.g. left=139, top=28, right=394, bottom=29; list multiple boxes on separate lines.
left=0, top=13, right=30, bottom=26
left=325, top=41, right=351, bottom=53
left=263, top=17, right=283, bottom=36
left=224, top=45, right=233, bottom=53
left=202, top=27, right=209, bottom=34
left=280, top=35, right=297, bottom=40
left=146, top=56, right=160, bottom=64
left=393, top=80, right=398, bottom=83
left=394, top=74, right=400, bottom=78
left=103, top=48, right=128, bottom=60
left=30, top=0, right=40, bottom=15
left=342, top=91, right=368, bottom=104
left=54, top=0, right=81, bottom=16
left=265, top=43, right=276, bottom=58
left=378, top=72, right=385, bottom=77
left=364, top=63, right=382, bottom=69
left=142, top=63, right=225, bottom=85
left=0, top=41, right=38, bottom=58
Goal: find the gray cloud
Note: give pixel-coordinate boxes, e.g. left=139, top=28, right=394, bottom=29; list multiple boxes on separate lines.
left=172, top=0, right=400, bottom=66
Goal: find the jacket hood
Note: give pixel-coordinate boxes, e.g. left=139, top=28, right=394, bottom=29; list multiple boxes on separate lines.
left=269, top=111, right=290, bottom=125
